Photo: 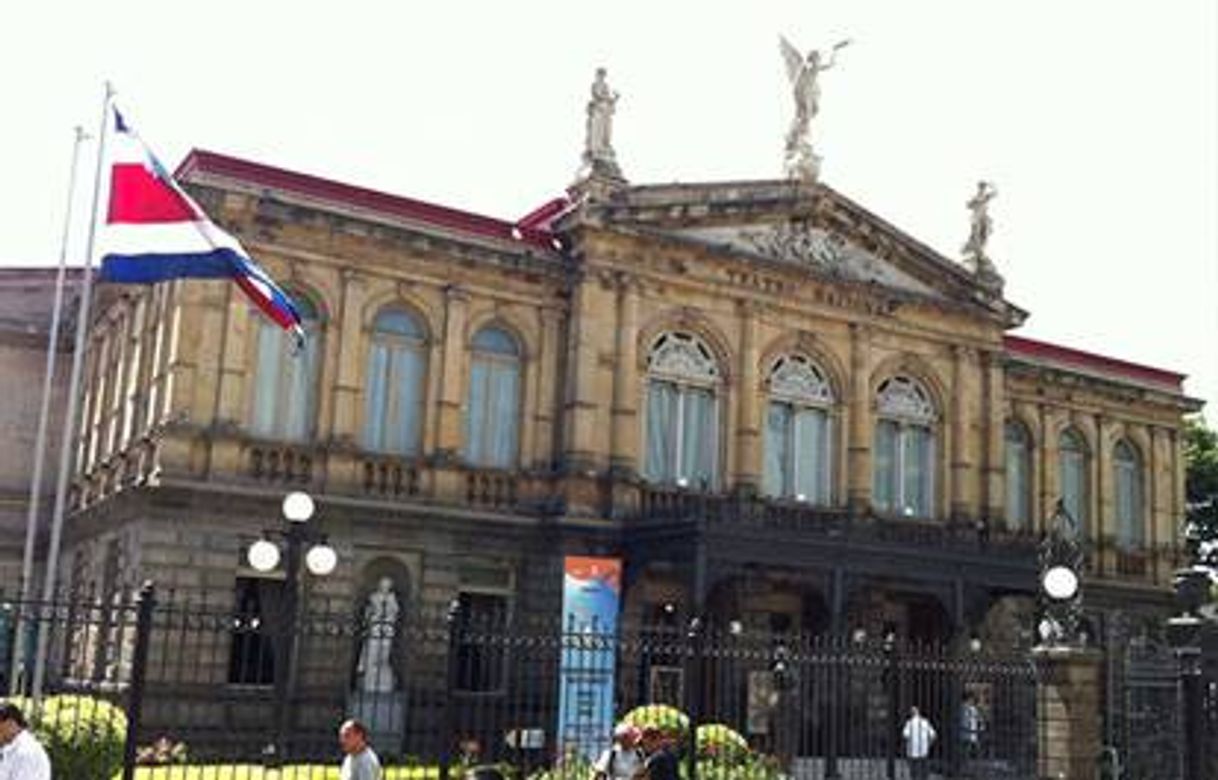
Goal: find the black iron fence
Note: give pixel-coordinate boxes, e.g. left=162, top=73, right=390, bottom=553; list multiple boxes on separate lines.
left=0, top=583, right=1208, bottom=779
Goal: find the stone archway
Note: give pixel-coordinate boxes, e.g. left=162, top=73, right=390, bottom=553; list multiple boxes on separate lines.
left=705, top=570, right=831, bottom=637
left=845, top=583, right=953, bottom=645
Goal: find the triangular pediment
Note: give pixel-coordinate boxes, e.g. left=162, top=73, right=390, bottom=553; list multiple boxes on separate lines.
left=568, top=179, right=1024, bottom=324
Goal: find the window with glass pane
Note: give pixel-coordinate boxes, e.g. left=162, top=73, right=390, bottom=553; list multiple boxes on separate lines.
left=1114, top=440, right=1144, bottom=549
left=251, top=296, right=321, bottom=441
left=1058, top=429, right=1088, bottom=536
left=872, top=376, right=936, bottom=517
left=466, top=327, right=521, bottom=468
left=1005, top=422, right=1032, bottom=530
left=643, top=332, right=720, bottom=488
left=764, top=355, right=834, bottom=502
left=363, top=309, right=426, bottom=455
left=228, top=577, right=281, bottom=686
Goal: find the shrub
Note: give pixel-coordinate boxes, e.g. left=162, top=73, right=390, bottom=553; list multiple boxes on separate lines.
left=694, top=723, right=749, bottom=761
left=20, top=694, right=128, bottom=779
left=619, top=704, right=690, bottom=733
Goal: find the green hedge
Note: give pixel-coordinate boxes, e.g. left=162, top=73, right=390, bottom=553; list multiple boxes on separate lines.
left=13, top=694, right=127, bottom=779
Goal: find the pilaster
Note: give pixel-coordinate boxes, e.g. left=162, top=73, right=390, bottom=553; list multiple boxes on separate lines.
left=733, top=300, right=761, bottom=492
left=609, top=275, right=641, bottom=476
left=846, top=323, right=871, bottom=515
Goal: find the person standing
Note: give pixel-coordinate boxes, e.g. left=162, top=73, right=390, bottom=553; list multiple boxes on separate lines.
left=0, top=702, right=51, bottom=780
left=901, top=705, right=936, bottom=780
left=960, top=693, right=983, bottom=760
left=639, top=726, right=679, bottom=780
left=592, top=723, right=643, bottom=780
left=338, top=718, right=382, bottom=780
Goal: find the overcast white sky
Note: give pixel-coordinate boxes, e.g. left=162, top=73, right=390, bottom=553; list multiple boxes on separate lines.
left=2, top=1, right=1215, bottom=414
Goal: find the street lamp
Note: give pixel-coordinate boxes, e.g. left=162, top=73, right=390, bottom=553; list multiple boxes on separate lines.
left=245, top=491, right=337, bottom=765
left=1037, top=500, right=1084, bottom=647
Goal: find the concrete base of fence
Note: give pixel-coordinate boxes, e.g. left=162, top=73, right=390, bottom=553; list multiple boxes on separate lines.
left=1033, top=645, right=1102, bottom=780
left=349, top=690, right=405, bottom=756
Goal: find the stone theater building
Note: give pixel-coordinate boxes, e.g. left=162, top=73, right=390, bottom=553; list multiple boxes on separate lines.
left=11, top=69, right=1202, bottom=692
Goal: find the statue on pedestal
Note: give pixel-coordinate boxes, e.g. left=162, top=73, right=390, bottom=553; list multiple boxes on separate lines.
left=574, top=68, right=626, bottom=191
left=356, top=577, right=400, bottom=694
left=961, top=181, right=1005, bottom=292
left=779, top=35, right=851, bottom=182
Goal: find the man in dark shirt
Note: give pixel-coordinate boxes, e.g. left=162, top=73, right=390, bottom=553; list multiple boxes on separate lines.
left=639, top=726, right=679, bottom=780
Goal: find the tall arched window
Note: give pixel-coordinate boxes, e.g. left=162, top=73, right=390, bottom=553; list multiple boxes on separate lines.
left=251, top=295, right=321, bottom=441
left=466, top=326, right=521, bottom=468
left=764, top=354, right=834, bottom=503
left=1058, top=429, right=1089, bottom=536
left=1005, top=421, right=1032, bottom=530
left=643, top=332, right=720, bottom=488
left=1113, top=440, right=1144, bottom=549
left=363, top=308, right=427, bottom=455
left=872, top=376, right=936, bottom=518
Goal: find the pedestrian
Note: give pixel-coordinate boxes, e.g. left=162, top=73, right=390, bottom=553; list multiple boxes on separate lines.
left=593, top=723, right=644, bottom=780
left=639, top=725, right=679, bottom=780
left=0, top=701, right=51, bottom=780
left=338, top=718, right=382, bottom=780
left=901, top=705, right=936, bottom=780
left=960, top=693, right=983, bottom=759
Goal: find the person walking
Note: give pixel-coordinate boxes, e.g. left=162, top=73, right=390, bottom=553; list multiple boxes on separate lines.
left=593, top=723, right=644, bottom=780
left=338, top=718, right=382, bottom=780
left=960, top=693, right=983, bottom=760
left=901, top=705, right=936, bottom=780
left=0, top=702, right=51, bottom=780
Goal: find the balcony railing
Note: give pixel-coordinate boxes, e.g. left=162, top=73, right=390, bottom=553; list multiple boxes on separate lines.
left=246, top=442, right=316, bottom=485
left=360, top=455, right=422, bottom=500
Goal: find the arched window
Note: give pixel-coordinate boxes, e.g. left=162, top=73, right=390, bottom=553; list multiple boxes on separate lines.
left=363, top=308, right=427, bottom=455
left=1058, top=429, right=1089, bottom=536
left=1005, top=421, right=1032, bottom=530
left=764, top=354, right=834, bottom=503
left=643, top=332, right=720, bottom=488
left=1113, top=440, right=1144, bottom=549
left=466, top=326, right=521, bottom=468
left=251, top=295, right=321, bottom=441
left=872, top=376, right=936, bottom=517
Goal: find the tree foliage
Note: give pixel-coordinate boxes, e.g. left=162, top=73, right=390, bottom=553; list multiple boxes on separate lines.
left=1184, top=415, right=1218, bottom=567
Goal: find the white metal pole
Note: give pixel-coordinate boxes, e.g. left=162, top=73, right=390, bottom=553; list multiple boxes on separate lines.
left=32, top=82, right=114, bottom=702
left=8, top=125, right=90, bottom=695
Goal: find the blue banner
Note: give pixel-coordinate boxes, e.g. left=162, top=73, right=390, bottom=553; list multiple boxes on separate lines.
left=556, top=556, right=621, bottom=762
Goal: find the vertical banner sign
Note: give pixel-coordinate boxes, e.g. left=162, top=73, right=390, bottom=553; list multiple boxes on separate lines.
left=556, top=556, right=622, bottom=762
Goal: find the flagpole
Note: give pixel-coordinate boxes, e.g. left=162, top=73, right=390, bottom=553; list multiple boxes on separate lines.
left=32, top=82, right=115, bottom=702
left=8, top=126, right=91, bottom=695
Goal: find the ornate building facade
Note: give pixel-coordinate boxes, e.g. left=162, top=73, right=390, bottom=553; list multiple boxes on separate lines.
left=41, top=138, right=1200, bottom=663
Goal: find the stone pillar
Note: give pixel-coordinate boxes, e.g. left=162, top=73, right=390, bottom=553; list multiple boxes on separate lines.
left=950, top=346, right=976, bottom=523
left=532, top=305, right=564, bottom=471
left=328, top=269, right=367, bottom=447
left=846, top=324, right=871, bottom=515
left=733, top=301, right=761, bottom=492
left=1096, top=414, right=1112, bottom=574
left=1034, top=646, right=1103, bottom=780
left=609, top=276, right=640, bottom=477
left=434, top=285, right=469, bottom=462
left=982, top=349, right=1005, bottom=523
left=563, top=277, right=614, bottom=473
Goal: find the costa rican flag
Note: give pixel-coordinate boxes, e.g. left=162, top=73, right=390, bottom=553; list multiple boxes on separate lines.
left=99, top=108, right=304, bottom=344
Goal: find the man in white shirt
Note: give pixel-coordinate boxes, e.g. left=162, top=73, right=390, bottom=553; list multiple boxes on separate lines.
left=592, top=723, right=643, bottom=780
left=338, top=718, right=382, bottom=780
left=0, top=702, right=51, bottom=780
left=901, top=705, right=936, bottom=780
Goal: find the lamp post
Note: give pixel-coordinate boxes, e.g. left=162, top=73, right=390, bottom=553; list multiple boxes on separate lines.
left=1038, top=500, right=1084, bottom=647
left=247, top=491, right=337, bottom=765
left=1166, top=565, right=1208, bottom=780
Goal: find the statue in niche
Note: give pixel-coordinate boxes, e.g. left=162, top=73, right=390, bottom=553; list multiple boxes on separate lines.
left=356, top=577, right=400, bottom=693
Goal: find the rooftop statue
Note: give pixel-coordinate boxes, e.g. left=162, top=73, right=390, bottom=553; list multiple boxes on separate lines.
left=779, top=35, right=851, bottom=181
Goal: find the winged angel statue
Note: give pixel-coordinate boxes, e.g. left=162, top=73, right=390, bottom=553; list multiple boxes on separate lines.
left=779, top=35, right=850, bottom=181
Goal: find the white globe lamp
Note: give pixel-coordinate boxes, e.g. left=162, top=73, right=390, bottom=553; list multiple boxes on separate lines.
left=282, top=491, right=315, bottom=523
left=247, top=539, right=281, bottom=573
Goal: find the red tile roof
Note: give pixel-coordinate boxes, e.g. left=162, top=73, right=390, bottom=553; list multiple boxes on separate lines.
left=174, top=150, right=558, bottom=251
left=1004, top=334, right=1186, bottom=392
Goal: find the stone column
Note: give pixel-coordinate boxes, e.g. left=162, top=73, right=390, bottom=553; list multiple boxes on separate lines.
left=981, top=349, right=1005, bottom=523
left=733, top=300, right=761, bottom=493
left=950, top=346, right=976, bottom=523
left=532, top=305, right=564, bottom=471
left=328, top=269, right=367, bottom=447
left=846, top=324, right=871, bottom=515
left=434, top=285, right=469, bottom=463
left=1096, top=414, right=1112, bottom=574
left=609, top=276, right=640, bottom=477
left=1034, top=646, right=1103, bottom=780
left=562, top=277, right=613, bottom=474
